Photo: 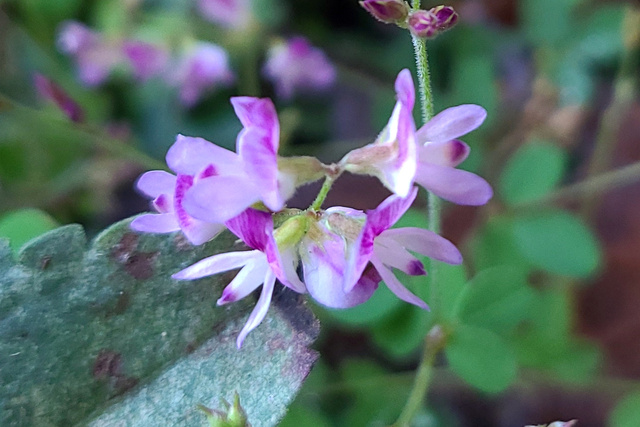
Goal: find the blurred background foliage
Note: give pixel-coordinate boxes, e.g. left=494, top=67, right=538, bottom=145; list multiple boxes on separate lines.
left=1, top=0, right=640, bottom=425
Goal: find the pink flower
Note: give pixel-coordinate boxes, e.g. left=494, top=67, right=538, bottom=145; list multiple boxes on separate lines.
left=300, top=188, right=462, bottom=309
left=340, top=68, right=417, bottom=198
left=122, top=40, right=168, bottom=81
left=183, top=97, right=296, bottom=223
left=342, top=69, right=492, bottom=205
left=197, top=0, right=251, bottom=30
left=172, top=208, right=304, bottom=348
left=262, top=36, right=336, bottom=99
left=342, top=187, right=462, bottom=308
left=169, top=42, right=234, bottom=107
left=414, top=105, right=493, bottom=205
left=57, top=21, right=123, bottom=87
left=131, top=134, right=240, bottom=245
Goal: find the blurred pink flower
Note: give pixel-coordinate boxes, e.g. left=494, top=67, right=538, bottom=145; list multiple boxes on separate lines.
left=122, top=40, right=168, bottom=81
left=197, top=0, right=251, bottom=29
left=263, top=36, right=336, bottom=99
left=57, top=21, right=122, bottom=87
left=169, top=42, right=234, bottom=107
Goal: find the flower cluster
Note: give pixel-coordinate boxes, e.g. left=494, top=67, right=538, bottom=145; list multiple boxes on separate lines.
left=56, top=15, right=335, bottom=105
left=360, top=1, right=459, bottom=39
left=133, top=69, right=491, bottom=348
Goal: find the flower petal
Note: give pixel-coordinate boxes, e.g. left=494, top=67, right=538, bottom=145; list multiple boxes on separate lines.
left=416, top=104, right=486, bottom=144
left=236, top=267, right=276, bottom=348
left=395, top=68, right=415, bottom=109
left=373, top=237, right=427, bottom=275
left=418, top=140, right=470, bottom=168
left=225, top=208, right=272, bottom=252
left=172, top=250, right=262, bottom=280
left=380, top=227, right=462, bottom=265
left=237, top=126, right=283, bottom=211
left=303, top=232, right=377, bottom=308
left=183, top=175, right=260, bottom=224
left=366, top=186, right=418, bottom=236
left=135, top=170, right=177, bottom=199
left=166, top=134, right=240, bottom=176
left=414, top=163, right=493, bottom=205
left=277, top=246, right=306, bottom=293
left=231, top=97, right=279, bottom=150
left=371, top=255, right=428, bottom=309
left=130, top=213, right=179, bottom=233
left=217, top=257, right=270, bottom=305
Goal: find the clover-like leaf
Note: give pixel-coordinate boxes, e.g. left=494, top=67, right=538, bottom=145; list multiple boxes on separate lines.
left=0, top=218, right=318, bottom=426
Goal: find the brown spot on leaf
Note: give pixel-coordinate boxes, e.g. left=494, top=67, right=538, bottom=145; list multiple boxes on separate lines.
left=40, top=256, right=52, bottom=270
left=111, top=233, right=158, bottom=280
left=93, top=350, right=122, bottom=379
left=272, top=288, right=320, bottom=343
left=113, top=376, right=139, bottom=395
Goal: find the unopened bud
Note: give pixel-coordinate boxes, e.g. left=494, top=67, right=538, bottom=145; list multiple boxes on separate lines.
left=198, top=392, right=250, bottom=427
left=430, top=5, right=458, bottom=32
left=407, top=10, right=438, bottom=39
left=359, top=0, right=410, bottom=25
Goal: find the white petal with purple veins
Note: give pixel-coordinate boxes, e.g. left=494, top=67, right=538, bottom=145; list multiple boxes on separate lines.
left=236, top=268, right=276, bottom=348
left=172, top=250, right=262, bottom=280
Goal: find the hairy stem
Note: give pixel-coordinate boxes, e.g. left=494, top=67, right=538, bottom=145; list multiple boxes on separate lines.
left=394, top=1, right=444, bottom=425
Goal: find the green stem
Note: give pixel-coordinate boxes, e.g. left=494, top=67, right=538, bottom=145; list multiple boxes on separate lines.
left=309, top=175, right=334, bottom=211
left=393, top=2, right=444, bottom=426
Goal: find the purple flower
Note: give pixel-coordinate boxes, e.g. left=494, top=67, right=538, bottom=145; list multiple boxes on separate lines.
left=173, top=208, right=305, bottom=348
left=299, top=207, right=379, bottom=308
left=183, top=97, right=296, bottom=223
left=262, top=36, right=336, bottom=100
left=300, top=188, right=461, bottom=310
left=342, top=187, right=462, bottom=308
left=197, top=0, right=251, bottom=30
left=414, top=105, right=493, bottom=205
left=57, top=21, right=123, bottom=87
left=408, top=10, right=439, bottom=39
left=122, top=40, right=168, bottom=81
left=340, top=69, right=417, bottom=198
left=169, top=42, right=234, bottom=107
left=33, top=74, right=84, bottom=123
left=131, top=134, right=241, bottom=245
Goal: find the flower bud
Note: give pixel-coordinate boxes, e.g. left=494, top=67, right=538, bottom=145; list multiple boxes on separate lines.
left=198, top=392, right=250, bottom=427
left=407, top=10, right=438, bottom=39
left=359, top=0, right=410, bottom=25
left=431, top=5, right=458, bottom=32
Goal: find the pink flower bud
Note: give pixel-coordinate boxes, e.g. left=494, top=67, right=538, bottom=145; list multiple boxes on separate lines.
left=359, top=0, right=409, bottom=25
left=431, top=5, right=458, bottom=32
left=407, top=10, right=439, bottom=39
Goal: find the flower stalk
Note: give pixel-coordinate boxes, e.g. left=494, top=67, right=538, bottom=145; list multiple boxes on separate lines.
left=394, top=1, right=443, bottom=425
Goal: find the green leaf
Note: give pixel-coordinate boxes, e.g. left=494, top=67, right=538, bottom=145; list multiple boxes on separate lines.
left=0, top=208, right=59, bottom=254
left=512, top=209, right=602, bottom=277
left=436, top=263, right=467, bottom=322
left=610, top=391, right=640, bottom=427
left=520, top=0, right=572, bottom=45
left=1, top=219, right=318, bottom=426
left=499, top=141, right=567, bottom=206
left=456, top=267, right=536, bottom=334
left=471, top=216, right=531, bottom=273
left=445, top=325, right=517, bottom=393
left=371, top=303, right=430, bottom=359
